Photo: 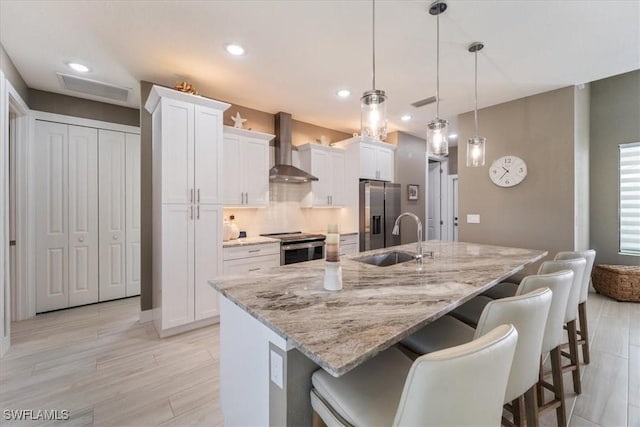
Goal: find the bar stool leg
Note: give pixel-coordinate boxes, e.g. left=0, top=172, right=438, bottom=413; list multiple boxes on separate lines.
left=567, top=320, right=582, bottom=394
left=551, top=347, right=567, bottom=427
left=524, top=385, right=540, bottom=427
left=578, top=302, right=590, bottom=364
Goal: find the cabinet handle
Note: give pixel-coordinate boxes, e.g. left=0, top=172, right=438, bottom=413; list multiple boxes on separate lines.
left=190, top=206, right=193, bottom=220
left=248, top=249, right=261, bottom=253
left=196, top=205, right=200, bottom=219
left=245, top=192, right=249, bottom=205
left=330, top=195, right=333, bottom=205
left=190, top=188, right=194, bottom=203
left=197, top=189, right=200, bottom=203
left=248, top=268, right=261, bottom=272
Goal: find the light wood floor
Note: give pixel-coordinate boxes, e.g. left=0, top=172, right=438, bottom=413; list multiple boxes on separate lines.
left=0, top=292, right=637, bottom=426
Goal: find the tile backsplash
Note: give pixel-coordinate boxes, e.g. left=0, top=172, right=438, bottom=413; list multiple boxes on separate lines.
left=223, top=182, right=354, bottom=236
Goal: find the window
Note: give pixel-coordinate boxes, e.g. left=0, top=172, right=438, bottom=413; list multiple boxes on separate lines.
left=619, top=142, right=640, bottom=255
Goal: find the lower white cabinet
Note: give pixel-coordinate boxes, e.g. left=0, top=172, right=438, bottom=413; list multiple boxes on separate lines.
left=340, top=234, right=359, bottom=257
left=223, top=243, right=280, bottom=275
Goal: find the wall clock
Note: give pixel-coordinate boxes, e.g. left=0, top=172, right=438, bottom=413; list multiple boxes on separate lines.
left=489, top=156, right=527, bottom=187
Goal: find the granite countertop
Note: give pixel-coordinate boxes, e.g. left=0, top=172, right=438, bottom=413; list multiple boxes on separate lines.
left=222, top=236, right=280, bottom=248
left=210, top=241, right=546, bottom=377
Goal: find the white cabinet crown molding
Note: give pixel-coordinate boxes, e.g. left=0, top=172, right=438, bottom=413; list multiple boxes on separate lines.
left=333, top=136, right=397, bottom=151
left=297, top=143, right=345, bottom=153
left=223, top=125, right=274, bottom=141
left=145, top=85, right=230, bottom=114
left=32, top=111, right=140, bottom=134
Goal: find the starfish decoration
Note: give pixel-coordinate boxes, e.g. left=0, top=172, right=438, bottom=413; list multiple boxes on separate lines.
left=231, top=112, right=247, bottom=129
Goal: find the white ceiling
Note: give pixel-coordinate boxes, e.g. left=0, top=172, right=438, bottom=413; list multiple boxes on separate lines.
left=1, top=0, right=639, bottom=139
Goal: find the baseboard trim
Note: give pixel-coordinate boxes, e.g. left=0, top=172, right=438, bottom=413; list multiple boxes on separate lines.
left=139, top=309, right=154, bottom=324
left=156, top=316, right=220, bottom=338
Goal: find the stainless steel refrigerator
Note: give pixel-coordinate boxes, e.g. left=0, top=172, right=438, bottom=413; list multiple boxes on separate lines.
left=359, top=181, right=401, bottom=251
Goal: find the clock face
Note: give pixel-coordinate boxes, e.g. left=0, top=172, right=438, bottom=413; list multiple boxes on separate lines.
left=489, top=156, right=527, bottom=187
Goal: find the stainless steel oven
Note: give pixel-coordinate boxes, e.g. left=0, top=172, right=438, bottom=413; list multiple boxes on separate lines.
left=261, top=232, right=326, bottom=265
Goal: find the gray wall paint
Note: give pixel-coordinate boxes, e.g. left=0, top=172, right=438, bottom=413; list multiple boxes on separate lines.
left=395, top=132, right=427, bottom=244
left=458, top=86, right=576, bottom=275
left=590, top=70, right=640, bottom=266
left=0, top=42, right=29, bottom=103
left=140, top=81, right=153, bottom=311
left=29, top=89, right=139, bottom=126
left=448, top=146, right=458, bottom=175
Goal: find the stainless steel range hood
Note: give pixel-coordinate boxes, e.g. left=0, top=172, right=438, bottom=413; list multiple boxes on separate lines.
left=270, top=112, right=318, bottom=183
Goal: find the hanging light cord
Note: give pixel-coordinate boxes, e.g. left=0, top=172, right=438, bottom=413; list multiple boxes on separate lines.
left=474, top=49, right=478, bottom=135
left=436, top=11, right=441, bottom=119
left=372, top=0, right=376, bottom=91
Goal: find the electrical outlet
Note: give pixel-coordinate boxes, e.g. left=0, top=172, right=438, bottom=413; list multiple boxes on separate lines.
left=467, top=214, right=480, bottom=224
left=270, top=350, right=283, bottom=389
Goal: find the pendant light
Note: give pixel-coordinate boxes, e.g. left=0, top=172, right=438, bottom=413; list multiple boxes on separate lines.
left=361, top=0, right=387, bottom=140
left=466, top=41, right=486, bottom=167
left=427, top=0, right=449, bottom=157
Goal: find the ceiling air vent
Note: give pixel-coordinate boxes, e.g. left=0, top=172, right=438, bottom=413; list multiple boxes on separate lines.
left=57, top=72, right=131, bottom=102
left=411, top=96, right=437, bottom=108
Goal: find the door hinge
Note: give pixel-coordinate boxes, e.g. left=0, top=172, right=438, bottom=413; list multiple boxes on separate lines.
left=9, top=240, right=16, bottom=246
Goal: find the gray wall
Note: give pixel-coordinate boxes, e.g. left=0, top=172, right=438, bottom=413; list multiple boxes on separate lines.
left=395, top=132, right=427, bottom=244
left=448, top=146, right=458, bottom=175
left=574, top=84, right=590, bottom=251
left=590, top=70, right=640, bottom=266
left=0, top=42, right=28, bottom=103
left=458, top=86, right=577, bottom=274
left=30, top=89, right=139, bottom=126
left=140, top=81, right=154, bottom=310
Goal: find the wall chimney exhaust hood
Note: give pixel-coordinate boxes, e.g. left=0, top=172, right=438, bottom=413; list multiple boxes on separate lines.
left=270, top=112, right=318, bottom=183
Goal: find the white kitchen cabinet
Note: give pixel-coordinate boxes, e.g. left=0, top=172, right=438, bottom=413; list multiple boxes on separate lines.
left=35, top=120, right=140, bottom=313
left=360, top=142, right=394, bottom=181
left=223, top=243, right=280, bottom=275
left=339, top=234, right=359, bottom=256
left=298, top=143, right=346, bottom=207
left=222, top=126, right=273, bottom=207
left=146, top=85, right=230, bottom=336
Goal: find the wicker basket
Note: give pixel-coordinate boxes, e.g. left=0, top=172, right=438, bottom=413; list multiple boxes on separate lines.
left=592, top=264, right=640, bottom=302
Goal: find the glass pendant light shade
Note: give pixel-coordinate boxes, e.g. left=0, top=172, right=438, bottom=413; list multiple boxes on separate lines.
left=466, top=136, right=486, bottom=167
left=361, top=89, right=388, bottom=140
left=427, top=118, right=449, bottom=156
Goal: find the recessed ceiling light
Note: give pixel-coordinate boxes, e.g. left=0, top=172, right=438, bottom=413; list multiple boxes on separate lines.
left=225, top=44, right=245, bottom=56
left=67, top=62, right=90, bottom=73
left=449, top=133, right=458, bottom=139
left=400, top=115, right=412, bottom=122
left=337, top=89, right=351, bottom=98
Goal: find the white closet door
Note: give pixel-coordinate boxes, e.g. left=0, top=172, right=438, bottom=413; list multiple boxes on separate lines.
left=35, top=121, right=69, bottom=312
left=194, top=105, right=222, bottom=204
left=99, top=130, right=126, bottom=301
left=162, top=204, right=195, bottom=329
left=194, top=204, right=221, bottom=320
left=161, top=99, right=194, bottom=204
left=68, top=125, right=99, bottom=307
left=125, top=133, right=141, bottom=297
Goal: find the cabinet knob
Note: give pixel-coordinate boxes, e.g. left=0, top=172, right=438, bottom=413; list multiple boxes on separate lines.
left=113, top=235, right=119, bottom=240
left=78, top=237, right=84, bottom=242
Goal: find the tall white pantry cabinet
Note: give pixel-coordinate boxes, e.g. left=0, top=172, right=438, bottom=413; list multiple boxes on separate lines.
left=35, top=121, right=140, bottom=313
left=145, top=86, right=230, bottom=336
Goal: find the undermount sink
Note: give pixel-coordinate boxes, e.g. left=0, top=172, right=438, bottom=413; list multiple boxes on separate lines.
left=353, top=251, right=415, bottom=267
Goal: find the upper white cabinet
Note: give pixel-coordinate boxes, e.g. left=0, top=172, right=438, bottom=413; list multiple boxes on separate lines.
left=145, top=85, right=230, bottom=336
left=222, top=126, right=273, bottom=207
left=298, top=143, right=346, bottom=207
left=335, top=137, right=396, bottom=182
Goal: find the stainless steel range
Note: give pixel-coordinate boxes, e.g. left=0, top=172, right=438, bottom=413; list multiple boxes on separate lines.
left=260, top=232, right=326, bottom=265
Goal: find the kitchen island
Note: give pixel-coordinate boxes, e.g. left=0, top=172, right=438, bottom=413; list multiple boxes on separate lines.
left=210, top=240, right=546, bottom=426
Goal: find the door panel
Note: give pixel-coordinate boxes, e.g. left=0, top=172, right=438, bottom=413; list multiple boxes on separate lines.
left=125, top=133, right=141, bottom=296
left=99, top=130, right=126, bottom=301
left=222, top=135, right=243, bottom=205
left=428, top=162, right=441, bottom=240
left=194, top=106, right=222, bottom=204
left=330, top=152, right=345, bottom=206
left=68, top=125, right=99, bottom=306
left=244, top=138, right=269, bottom=206
left=360, top=144, right=377, bottom=179
left=162, top=205, right=195, bottom=329
left=376, top=147, right=394, bottom=182
left=161, top=99, right=194, bottom=204
left=194, top=205, right=221, bottom=320
left=310, top=149, right=329, bottom=206
left=35, top=121, right=69, bottom=312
